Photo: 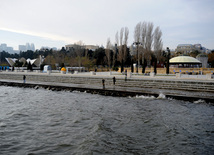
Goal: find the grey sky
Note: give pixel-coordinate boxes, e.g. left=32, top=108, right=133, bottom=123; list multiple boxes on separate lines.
left=0, top=0, right=213, bottom=50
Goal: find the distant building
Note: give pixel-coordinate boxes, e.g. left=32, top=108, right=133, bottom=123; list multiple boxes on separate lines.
left=0, top=43, right=7, bottom=51
left=26, top=43, right=31, bottom=51
left=31, top=43, right=35, bottom=51
left=0, top=43, right=14, bottom=53
left=176, top=43, right=206, bottom=55
left=19, top=43, right=35, bottom=51
left=19, top=45, right=26, bottom=51
left=176, top=44, right=194, bottom=54
left=84, top=45, right=99, bottom=51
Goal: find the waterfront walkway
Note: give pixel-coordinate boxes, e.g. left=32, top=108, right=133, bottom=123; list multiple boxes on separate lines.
left=0, top=71, right=214, bottom=103
left=0, top=77, right=214, bottom=104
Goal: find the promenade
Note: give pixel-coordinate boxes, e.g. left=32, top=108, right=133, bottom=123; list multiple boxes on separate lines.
left=0, top=71, right=214, bottom=103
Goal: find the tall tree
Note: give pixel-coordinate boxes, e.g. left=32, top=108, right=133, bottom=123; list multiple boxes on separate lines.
left=113, top=32, right=119, bottom=68
left=118, top=28, right=124, bottom=69
left=145, top=22, right=154, bottom=67
left=134, top=22, right=141, bottom=72
left=117, top=27, right=130, bottom=72
left=123, top=27, right=129, bottom=64
left=73, top=41, right=85, bottom=69
left=105, top=38, right=112, bottom=70
left=141, top=22, right=147, bottom=73
left=153, top=26, right=163, bottom=74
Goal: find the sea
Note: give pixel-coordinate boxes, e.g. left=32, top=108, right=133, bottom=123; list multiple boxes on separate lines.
left=0, top=86, right=213, bottom=155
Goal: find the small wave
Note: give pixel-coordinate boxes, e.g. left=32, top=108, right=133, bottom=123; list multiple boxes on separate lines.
left=0, top=122, right=7, bottom=127
left=157, top=93, right=166, bottom=99
left=194, top=99, right=205, bottom=104
left=72, top=90, right=81, bottom=93
left=135, top=95, right=156, bottom=99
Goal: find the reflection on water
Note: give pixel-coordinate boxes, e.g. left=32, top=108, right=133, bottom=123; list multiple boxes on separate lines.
left=0, top=86, right=213, bottom=154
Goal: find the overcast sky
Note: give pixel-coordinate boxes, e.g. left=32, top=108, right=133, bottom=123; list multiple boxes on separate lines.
left=0, top=0, right=214, bottom=50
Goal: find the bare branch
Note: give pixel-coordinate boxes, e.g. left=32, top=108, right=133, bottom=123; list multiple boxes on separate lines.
left=115, top=31, right=119, bottom=45
left=153, top=26, right=163, bottom=60
left=105, top=38, right=112, bottom=70
left=120, top=28, right=124, bottom=46
left=145, top=22, right=154, bottom=52
left=134, top=22, right=141, bottom=43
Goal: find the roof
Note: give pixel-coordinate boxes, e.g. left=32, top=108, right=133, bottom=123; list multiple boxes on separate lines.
left=5, top=57, right=43, bottom=67
left=5, top=58, right=17, bottom=66
left=169, top=56, right=201, bottom=64
left=177, top=44, right=192, bottom=47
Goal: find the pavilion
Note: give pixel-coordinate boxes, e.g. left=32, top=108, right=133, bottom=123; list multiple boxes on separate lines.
left=169, top=56, right=202, bottom=68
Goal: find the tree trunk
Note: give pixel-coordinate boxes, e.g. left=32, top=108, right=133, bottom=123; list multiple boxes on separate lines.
left=142, top=59, right=146, bottom=73
left=121, top=59, right=124, bottom=73
left=166, top=56, right=169, bottom=74
left=154, top=57, right=157, bottom=74
left=131, top=58, right=134, bottom=73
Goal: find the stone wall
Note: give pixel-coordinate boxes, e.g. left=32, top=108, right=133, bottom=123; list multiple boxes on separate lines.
left=0, top=72, right=214, bottom=92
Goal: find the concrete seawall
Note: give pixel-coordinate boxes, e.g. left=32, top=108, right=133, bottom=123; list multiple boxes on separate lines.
left=0, top=80, right=214, bottom=104
left=0, top=72, right=214, bottom=104
left=0, top=72, right=214, bottom=92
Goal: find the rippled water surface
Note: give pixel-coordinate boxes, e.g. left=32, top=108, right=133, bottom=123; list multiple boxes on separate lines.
left=0, top=86, right=213, bottom=155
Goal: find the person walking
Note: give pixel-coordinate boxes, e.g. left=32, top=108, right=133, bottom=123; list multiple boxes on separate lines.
left=113, top=76, right=116, bottom=85
left=23, top=75, right=26, bottom=83
left=102, top=78, right=105, bottom=89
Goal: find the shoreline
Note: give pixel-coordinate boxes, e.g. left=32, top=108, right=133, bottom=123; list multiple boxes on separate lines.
left=0, top=80, right=214, bottom=105
left=0, top=71, right=214, bottom=104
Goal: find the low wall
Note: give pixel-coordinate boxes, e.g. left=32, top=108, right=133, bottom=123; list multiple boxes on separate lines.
left=0, top=72, right=214, bottom=93
left=1, top=80, right=214, bottom=104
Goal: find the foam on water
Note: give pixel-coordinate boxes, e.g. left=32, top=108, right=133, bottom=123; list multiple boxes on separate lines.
left=157, top=93, right=166, bottom=99
left=194, top=99, right=206, bottom=104
left=135, top=95, right=156, bottom=99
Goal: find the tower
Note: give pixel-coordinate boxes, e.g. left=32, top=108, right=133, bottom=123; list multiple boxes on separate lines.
left=31, top=43, right=35, bottom=51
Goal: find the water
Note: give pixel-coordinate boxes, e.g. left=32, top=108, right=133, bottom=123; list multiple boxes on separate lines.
left=0, top=86, right=213, bottom=155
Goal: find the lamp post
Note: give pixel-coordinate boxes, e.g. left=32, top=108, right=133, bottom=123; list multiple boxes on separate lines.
left=166, top=47, right=170, bottom=74
left=133, top=42, right=142, bottom=73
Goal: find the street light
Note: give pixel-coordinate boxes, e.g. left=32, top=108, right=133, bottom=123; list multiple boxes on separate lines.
left=133, top=42, right=142, bottom=73
left=166, top=47, right=170, bottom=74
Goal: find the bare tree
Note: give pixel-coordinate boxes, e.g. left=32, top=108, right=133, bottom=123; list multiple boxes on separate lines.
left=141, top=21, right=147, bottom=73
left=72, top=41, right=85, bottom=70
left=145, top=22, right=154, bottom=52
left=134, top=22, right=141, bottom=73
left=118, top=28, right=124, bottom=64
left=115, top=31, right=119, bottom=46
left=153, top=26, right=163, bottom=59
left=145, top=22, right=154, bottom=67
left=123, top=27, right=129, bottom=62
left=105, top=38, right=112, bottom=71
left=153, top=26, right=163, bottom=74
left=113, top=31, right=119, bottom=67
left=134, top=22, right=141, bottom=43
left=120, top=28, right=124, bottom=47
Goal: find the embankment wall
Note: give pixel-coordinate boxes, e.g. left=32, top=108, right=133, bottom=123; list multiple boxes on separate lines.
left=0, top=72, right=214, bottom=93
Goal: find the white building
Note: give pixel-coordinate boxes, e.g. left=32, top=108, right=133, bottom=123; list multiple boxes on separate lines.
left=19, top=43, right=35, bottom=51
